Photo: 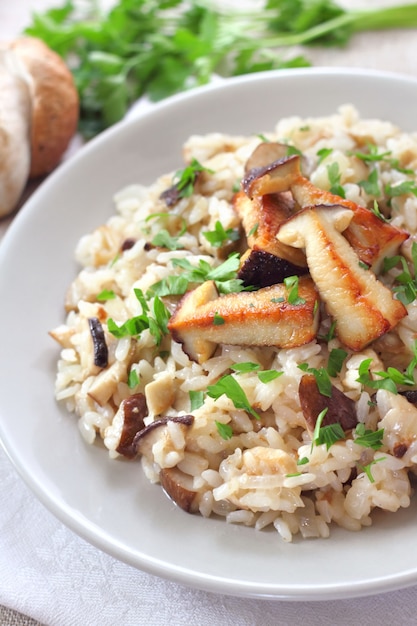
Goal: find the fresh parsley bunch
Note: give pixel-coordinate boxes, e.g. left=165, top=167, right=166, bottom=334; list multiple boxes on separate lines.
left=25, top=0, right=417, bottom=138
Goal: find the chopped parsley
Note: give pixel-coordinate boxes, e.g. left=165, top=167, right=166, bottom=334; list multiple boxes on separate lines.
left=316, top=147, right=333, bottom=164
left=127, top=368, right=140, bottom=389
left=284, top=275, right=306, bottom=305
left=327, top=162, right=345, bottom=198
left=356, top=344, right=417, bottom=394
left=107, top=288, right=170, bottom=346
left=96, top=289, right=116, bottom=301
left=172, top=158, right=214, bottom=199
left=354, top=423, right=384, bottom=450
left=298, top=363, right=332, bottom=397
left=258, top=370, right=283, bottom=383
left=207, top=374, right=260, bottom=419
left=358, top=168, right=380, bottom=197
left=189, top=390, right=204, bottom=411
left=231, top=362, right=261, bottom=373
left=215, top=421, right=234, bottom=440
left=327, top=348, right=348, bottom=378
left=213, top=312, right=225, bottom=325
left=361, top=457, right=386, bottom=483
left=385, top=179, right=417, bottom=198
left=310, top=407, right=344, bottom=451
left=383, top=242, right=417, bottom=305
left=203, top=220, right=240, bottom=247
left=146, top=213, right=187, bottom=250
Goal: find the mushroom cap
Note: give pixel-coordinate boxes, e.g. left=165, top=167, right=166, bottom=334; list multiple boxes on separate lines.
left=10, top=37, right=79, bottom=178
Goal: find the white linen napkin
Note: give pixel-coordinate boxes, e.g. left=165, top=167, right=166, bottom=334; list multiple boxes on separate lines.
left=3, top=446, right=417, bottom=626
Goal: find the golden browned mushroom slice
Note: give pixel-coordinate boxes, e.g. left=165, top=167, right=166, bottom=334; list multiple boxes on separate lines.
left=290, top=176, right=408, bottom=274
left=234, top=190, right=307, bottom=270
left=243, top=152, right=408, bottom=272
left=168, top=276, right=320, bottom=363
left=277, top=204, right=406, bottom=351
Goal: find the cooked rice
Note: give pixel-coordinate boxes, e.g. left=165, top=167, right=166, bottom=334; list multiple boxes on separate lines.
left=52, top=104, right=417, bottom=541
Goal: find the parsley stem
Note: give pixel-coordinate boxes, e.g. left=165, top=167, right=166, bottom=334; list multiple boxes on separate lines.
left=236, top=6, right=417, bottom=51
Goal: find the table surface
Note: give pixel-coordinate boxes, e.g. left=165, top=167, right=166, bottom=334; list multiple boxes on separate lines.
left=2, top=2, right=417, bottom=625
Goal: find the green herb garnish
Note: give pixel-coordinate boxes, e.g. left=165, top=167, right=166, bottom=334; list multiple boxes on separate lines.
left=213, top=312, right=225, bottom=325
left=284, top=275, right=306, bottom=305
left=189, top=390, right=204, bottom=411
left=25, top=1, right=417, bottom=138
left=215, top=421, right=234, bottom=440
left=326, top=162, right=345, bottom=198
left=127, top=368, right=140, bottom=389
left=231, top=362, right=261, bottom=373
left=361, top=457, right=386, bottom=483
left=354, top=423, right=384, bottom=450
left=299, top=363, right=332, bottom=397
left=96, top=289, right=116, bottom=301
left=203, top=220, right=240, bottom=247
left=207, top=374, right=260, bottom=419
left=327, top=348, right=348, bottom=377
left=258, top=370, right=283, bottom=383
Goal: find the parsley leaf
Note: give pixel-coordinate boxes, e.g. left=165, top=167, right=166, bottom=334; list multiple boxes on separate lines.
left=354, top=423, right=384, bottom=450
left=327, top=348, right=348, bottom=378
left=203, top=220, right=240, bottom=247
left=360, top=457, right=386, bottom=483
left=189, top=390, right=204, bottom=411
left=359, top=168, right=380, bottom=197
left=284, top=275, right=306, bottom=305
left=127, top=368, right=140, bottom=389
left=258, top=370, right=283, bottom=383
left=231, top=362, right=261, bottom=373
left=213, top=312, right=225, bottom=325
left=299, top=363, right=332, bottom=397
left=216, top=421, right=234, bottom=440
left=207, top=374, right=260, bottom=419
left=327, top=162, right=345, bottom=198
left=96, top=289, right=116, bottom=301
left=383, top=243, right=417, bottom=305
left=173, top=157, right=214, bottom=199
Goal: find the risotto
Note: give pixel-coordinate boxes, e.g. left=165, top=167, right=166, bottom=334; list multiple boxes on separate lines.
left=51, top=104, right=417, bottom=541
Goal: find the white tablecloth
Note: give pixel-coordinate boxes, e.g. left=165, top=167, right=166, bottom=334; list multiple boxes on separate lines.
left=3, top=2, right=417, bottom=624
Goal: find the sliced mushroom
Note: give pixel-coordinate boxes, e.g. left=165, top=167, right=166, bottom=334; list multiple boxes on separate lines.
left=168, top=277, right=320, bottom=364
left=88, top=317, right=109, bottom=369
left=242, top=152, right=408, bottom=272
left=115, top=393, right=148, bottom=459
left=134, top=415, right=194, bottom=459
left=290, top=175, right=409, bottom=273
left=87, top=359, right=128, bottom=406
left=277, top=204, right=406, bottom=351
left=299, top=374, right=357, bottom=434
left=237, top=248, right=307, bottom=289
left=233, top=190, right=307, bottom=268
left=159, top=467, right=201, bottom=513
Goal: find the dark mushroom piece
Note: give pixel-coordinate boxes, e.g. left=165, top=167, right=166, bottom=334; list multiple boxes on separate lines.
left=88, top=317, right=108, bottom=368
left=132, top=414, right=202, bottom=512
left=133, top=414, right=194, bottom=459
left=238, top=248, right=307, bottom=289
left=159, top=467, right=200, bottom=513
left=116, top=393, right=148, bottom=459
left=299, top=374, right=358, bottom=434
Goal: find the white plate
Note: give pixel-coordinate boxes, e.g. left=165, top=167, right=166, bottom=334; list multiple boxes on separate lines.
left=2, top=67, right=417, bottom=601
